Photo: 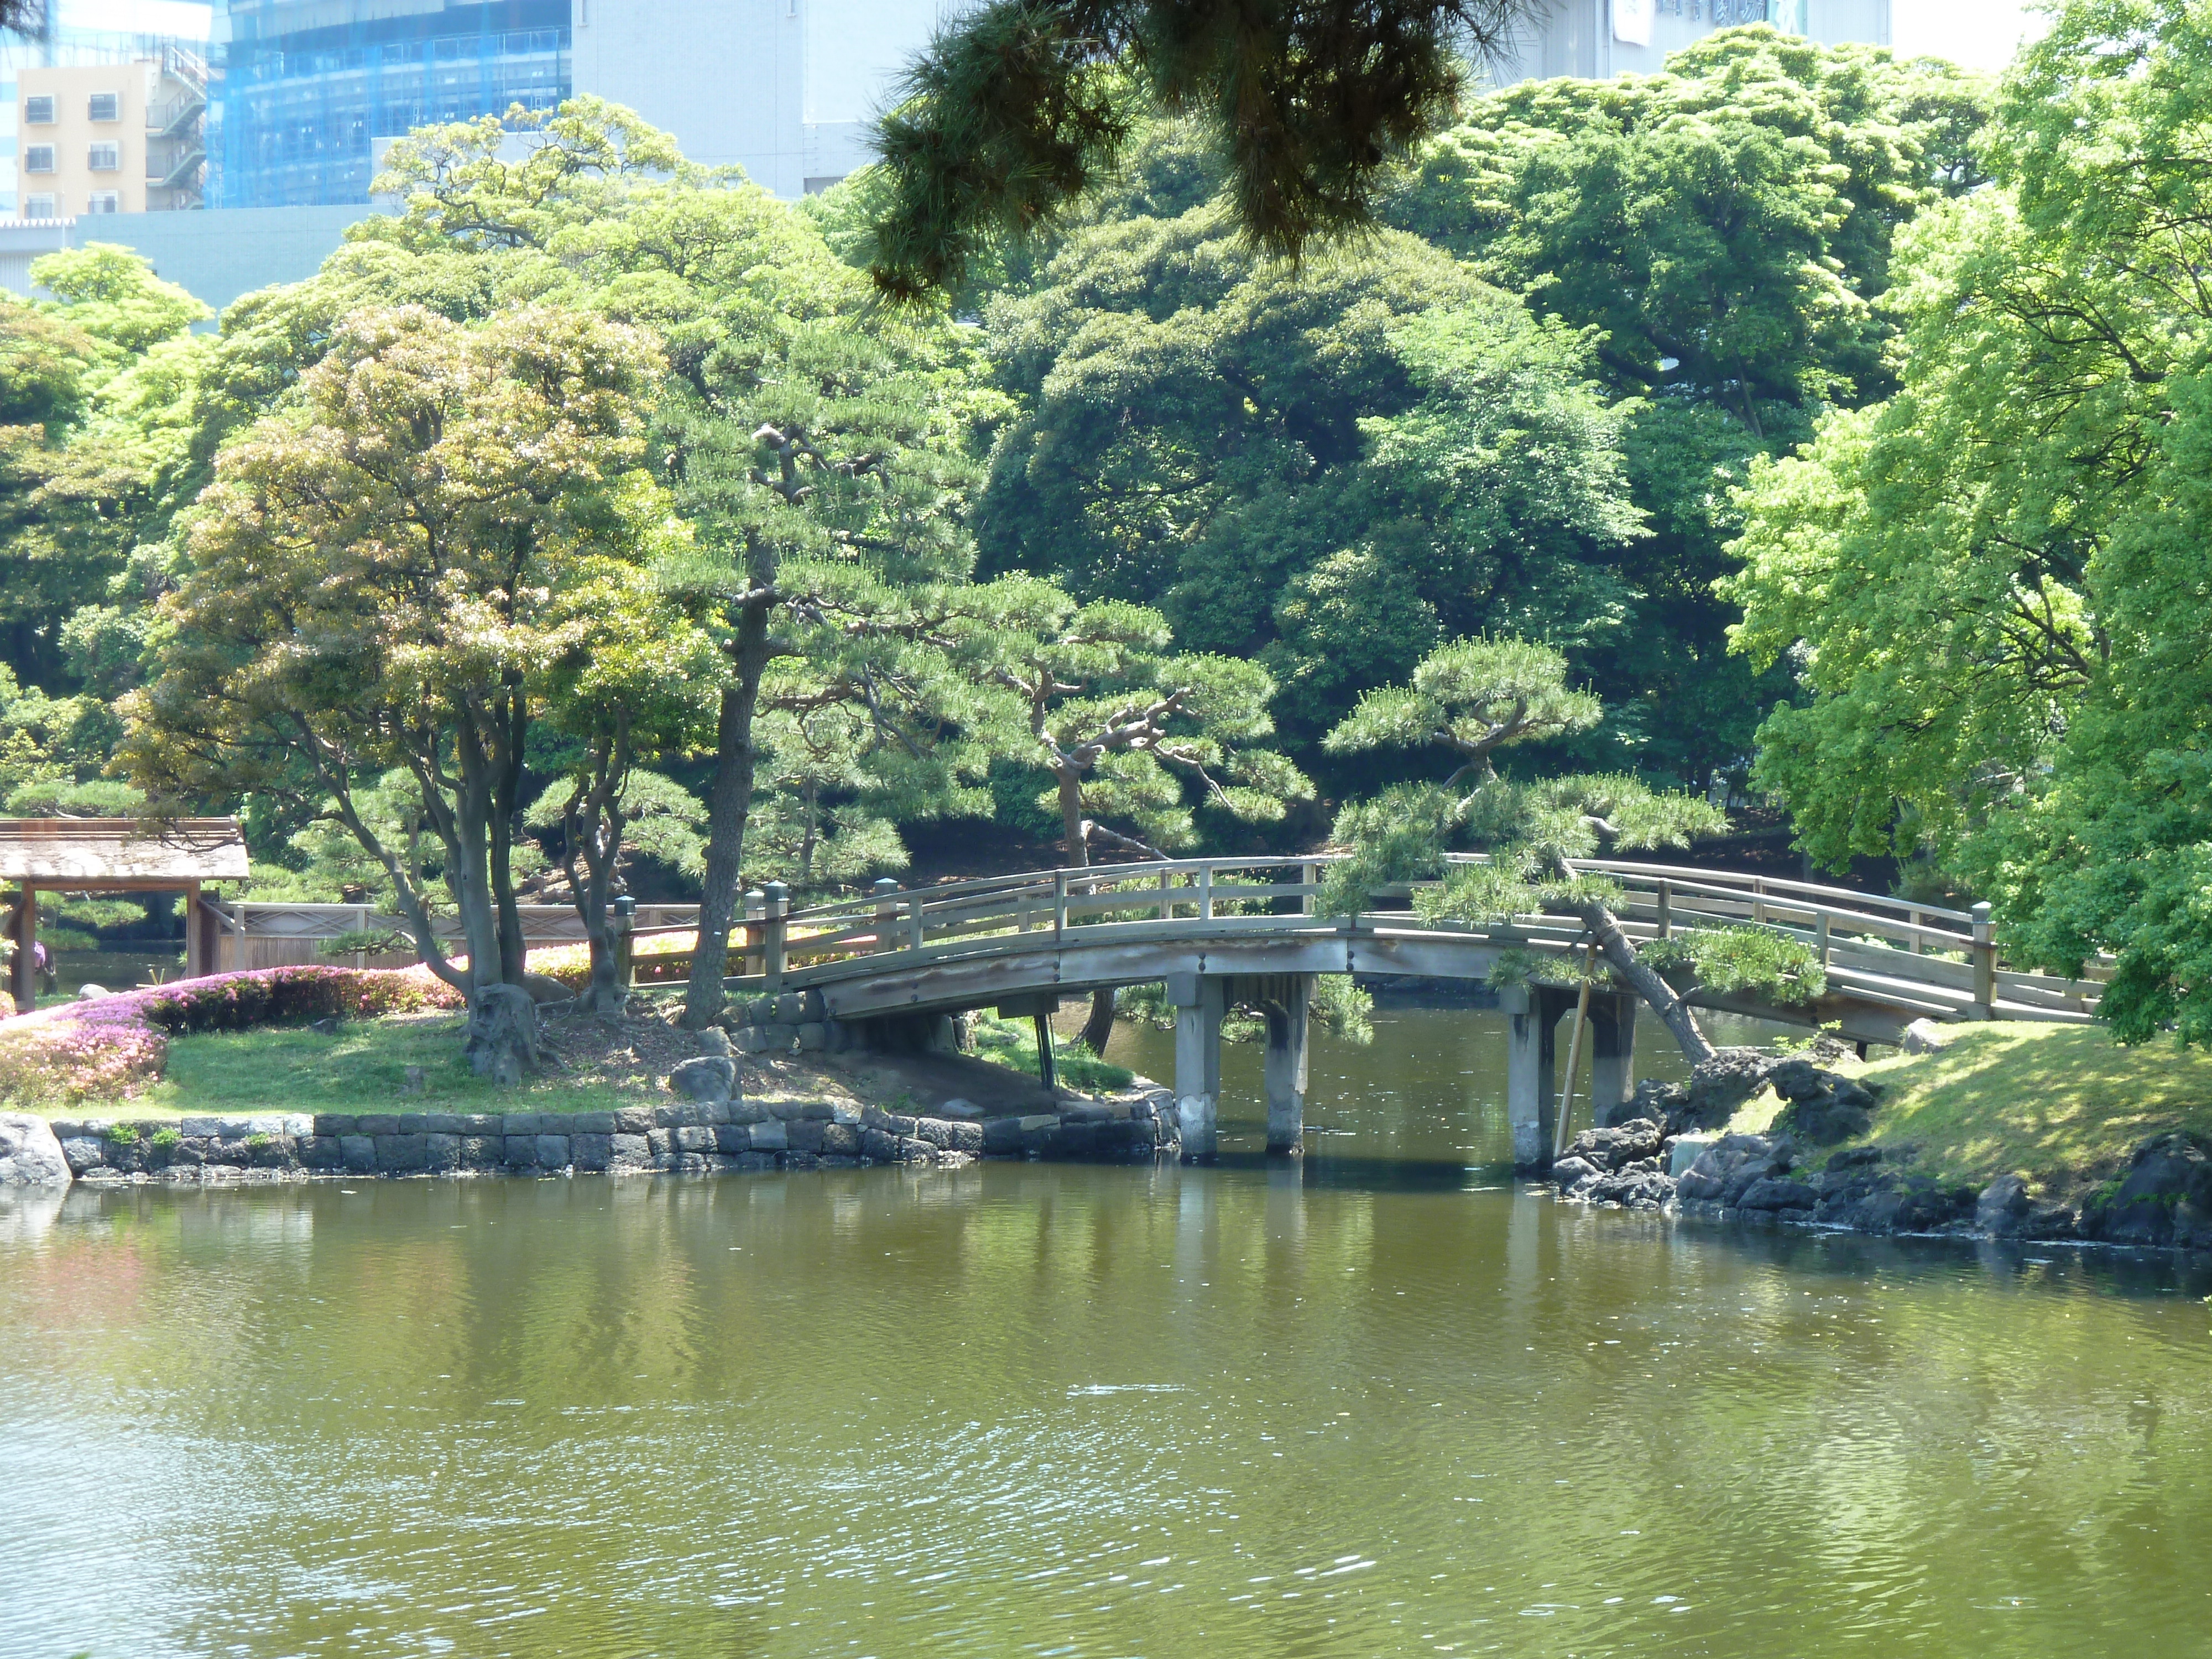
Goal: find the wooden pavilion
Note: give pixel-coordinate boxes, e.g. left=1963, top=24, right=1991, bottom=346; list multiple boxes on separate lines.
left=1, top=818, right=249, bottom=1014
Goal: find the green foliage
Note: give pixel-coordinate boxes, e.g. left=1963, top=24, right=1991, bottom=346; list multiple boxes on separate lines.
left=864, top=0, right=1526, bottom=299
left=971, top=1013, right=1133, bottom=1089
left=1640, top=927, right=1827, bottom=1004
left=1324, top=635, right=1603, bottom=782
left=1725, top=0, right=2212, bottom=1042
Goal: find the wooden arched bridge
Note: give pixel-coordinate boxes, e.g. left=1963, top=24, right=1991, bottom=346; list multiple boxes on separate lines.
left=636, top=857, right=2106, bottom=1166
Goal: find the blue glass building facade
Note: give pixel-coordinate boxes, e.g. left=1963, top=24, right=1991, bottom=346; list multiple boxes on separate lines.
left=212, top=2, right=570, bottom=208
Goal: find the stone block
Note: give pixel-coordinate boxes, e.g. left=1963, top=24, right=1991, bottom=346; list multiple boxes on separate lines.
left=535, top=1134, right=571, bottom=1168
left=945, top=1120, right=984, bottom=1155
left=668, top=1056, right=736, bottom=1104
left=859, top=1126, right=899, bottom=1162
left=299, top=1135, right=343, bottom=1170
left=714, top=1124, right=752, bottom=1154
left=47, top=1119, right=84, bottom=1141
left=216, top=1119, right=254, bottom=1139
left=747, top=995, right=778, bottom=1026
left=395, top=1113, right=427, bottom=1136
left=982, top=1117, right=1026, bottom=1155
left=821, top=1123, right=860, bottom=1157
left=696, top=1026, right=733, bottom=1057
left=775, top=1100, right=834, bottom=1122
left=749, top=1119, right=789, bottom=1152
left=675, top=1125, right=715, bottom=1153
left=911, top=1118, right=954, bottom=1149
left=421, top=1113, right=465, bottom=1136
left=725, top=1100, right=769, bottom=1125
left=571, top=1134, right=614, bottom=1172
left=425, top=1133, right=461, bottom=1172
left=861, top=1105, right=917, bottom=1137
left=1018, top=1114, right=1059, bottom=1133
left=733, top=1151, right=776, bottom=1171
left=896, top=1138, right=937, bottom=1164
left=785, top=1119, right=826, bottom=1154
left=459, top=1113, right=502, bottom=1135
left=459, top=1135, right=502, bottom=1167
left=653, top=1104, right=690, bottom=1130
left=178, top=1117, right=221, bottom=1139
left=569, top=1112, right=616, bottom=1135
left=250, top=1135, right=295, bottom=1168
left=500, top=1113, right=541, bottom=1138
left=761, top=1022, right=798, bottom=1050
left=613, top=1105, right=656, bottom=1135
left=608, top=1133, right=652, bottom=1168
left=281, top=1114, right=314, bottom=1138
left=795, top=1021, right=828, bottom=1051
left=0, top=1114, right=71, bottom=1186
left=732, top=1026, right=772, bottom=1054
left=772, top=992, right=807, bottom=1024
left=373, top=1134, right=427, bottom=1172
left=168, top=1138, right=207, bottom=1167
left=59, top=1137, right=105, bottom=1175
left=502, top=1135, right=540, bottom=1168
left=356, top=1115, right=400, bottom=1137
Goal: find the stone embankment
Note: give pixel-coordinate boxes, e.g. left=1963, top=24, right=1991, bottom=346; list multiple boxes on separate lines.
left=1554, top=1027, right=2212, bottom=1251
left=0, top=1030, right=1176, bottom=1190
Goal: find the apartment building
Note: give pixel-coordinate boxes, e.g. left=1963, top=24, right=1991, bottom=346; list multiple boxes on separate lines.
left=17, top=51, right=206, bottom=220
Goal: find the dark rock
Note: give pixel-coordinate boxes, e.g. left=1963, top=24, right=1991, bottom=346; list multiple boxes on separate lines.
left=645, top=1128, right=674, bottom=1156
left=1601, top=1079, right=1686, bottom=1132
left=1768, top=1060, right=1881, bottom=1145
left=397, top=1113, right=428, bottom=1135
left=299, top=1135, right=343, bottom=1170
left=608, top=1133, right=652, bottom=1168
left=982, top=1117, right=1026, bottom=1155
left=1977, top=1173, right=2031, bottom=1234
left=1550, top=1155, right=1603, bottom=1197
left=859, top=1128, right=901, bottom=1162
left=502, top=1135, right=539, bottom=1168
left=58, top=1137, right=105, bottom=1175
left=713, top=1124, right=751, bottom=1154
left=1566, top=1119, right=1663, bottom=1172
left=569, top=1112, right=616, bottom=1135
left=340, top=1135, right=377, bottom=1174
left=668, top=1055, right=736, bottom=1104
left=459, top=1135, right=501, bottom=1168
left=500, top=1113, right=542, bottom=1138
left=821, top=1123, right=860, bottom=1157
left=1736, top=1177, right=1818, bottom=1212
left=613, top=1105, right=656, bottom=1135
left=1677, top=1049, right=1776, bottom=1131
left=425, top=1133, right=461, bottom=1172
left=1580, top=1167, right=1676, bottom=1209
left=423, top=1113, right=466, bottom=1135
left=748, top=1120, right=789, bottom=1152
left=785, top=1119, right=826, bottom=1154
left=377, top=1134, right=429, bottom=1172
left=911, top=1118, right=954, bottom=1149
left=571, top=1134, right=614, bottom=1172
left=674, top=1125, right=714, bottom=1153
left=2081, top=1133, right=2212, bottom=1248
left=695, top=1026, right=732, bottom=1058
left=356, top=1114, right=399, bottom=1137
left=312, top=1114, right=356, bottom=1137
left=1825, top=1145, right=1885, bottom=1172
left=534, top=1134, right=571, bottom=1168
left=861, top=1105, right=917, bottom=1137
left=944, top=1119, right=985, bottom=1155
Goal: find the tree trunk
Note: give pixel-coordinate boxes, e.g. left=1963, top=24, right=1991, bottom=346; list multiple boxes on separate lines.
left=466, top=981, right=542, bottom=1085
left=685, top=583, right=778, bottom=1029
left=1055, top=766, right=1117, bottom=1057
left=1560, top=891, right=1716, bottom=1065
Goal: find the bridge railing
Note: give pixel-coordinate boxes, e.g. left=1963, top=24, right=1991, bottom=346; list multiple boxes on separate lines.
left=622, top=851, right=2103, bottom=1023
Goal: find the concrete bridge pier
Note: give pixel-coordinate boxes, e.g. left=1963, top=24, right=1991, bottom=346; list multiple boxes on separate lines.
left=1168, top=973, right=1224, bottom=1161
left=1503, top=984, right=1644, bottom=1166
left=1255, top=975, right=1313, bottom=1156
left=1586, top=992, right=1639, bottom=1124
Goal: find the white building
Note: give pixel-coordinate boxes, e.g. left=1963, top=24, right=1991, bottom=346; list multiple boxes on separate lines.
left=572, top=0, right=960, bottom=198
left=1499, top=0, right=1891, bottom=83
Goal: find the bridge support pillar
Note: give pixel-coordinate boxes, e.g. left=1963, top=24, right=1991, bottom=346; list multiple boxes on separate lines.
left=1260, top=975, right=1312, bottom=1156
left=1587, top=992, right=1639, bottom=1125
left=1168, top=973, right=1224, bottom=1162
left=1502, top=984, right=1578, bottom=1169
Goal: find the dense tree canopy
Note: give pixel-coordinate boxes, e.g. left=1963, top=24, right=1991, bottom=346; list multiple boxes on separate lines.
left=1729, top=0, right=2212, bottom=1044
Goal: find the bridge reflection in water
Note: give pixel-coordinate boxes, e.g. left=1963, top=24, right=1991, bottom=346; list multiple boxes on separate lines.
left=630, top=856, right=2109, bottom=1168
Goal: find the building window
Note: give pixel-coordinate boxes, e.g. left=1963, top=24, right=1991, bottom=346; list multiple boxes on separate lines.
left=88, top=142, right=119, bottom=172
left=22, top=95, right=52, bottom=125
left=23, top=192, right=54, bottom=218
left=87, top=92, right=119, bottom=123
left=86, top=191, right=118, bottom=214
left=23, top=144, right=52, bottom=173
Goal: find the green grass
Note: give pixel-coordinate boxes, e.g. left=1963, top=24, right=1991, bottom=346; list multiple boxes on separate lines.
left=972, top=1015, right=1133, bottom=1092
left=1835, top=1022, right=2212, bottom=1185
left=59, top=1016, right=658, bottom=1120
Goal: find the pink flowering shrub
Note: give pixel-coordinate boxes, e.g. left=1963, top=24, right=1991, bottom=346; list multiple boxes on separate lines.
left=0, top=964, right=466, bottom=1106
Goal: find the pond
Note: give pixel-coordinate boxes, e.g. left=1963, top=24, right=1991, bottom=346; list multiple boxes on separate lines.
left=2, top=1008, right=2207, bottom=1658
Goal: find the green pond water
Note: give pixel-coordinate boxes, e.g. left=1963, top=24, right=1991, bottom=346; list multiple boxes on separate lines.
left=2, top=1005, right=2209, bottom=1659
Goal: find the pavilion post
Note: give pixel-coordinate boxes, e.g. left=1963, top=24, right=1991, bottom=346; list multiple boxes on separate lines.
left=184, top=880, right=204, bottom=979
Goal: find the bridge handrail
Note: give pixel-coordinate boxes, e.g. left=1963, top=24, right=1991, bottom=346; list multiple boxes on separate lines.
left=779, top=854, right=1334, bottom=926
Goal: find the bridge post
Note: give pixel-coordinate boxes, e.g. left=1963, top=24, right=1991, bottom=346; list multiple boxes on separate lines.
left=762, top=882, right=789, bottom=993
left=1587, top=991, right=1638, bottom=1123
left=1168, top=972, right=1223, bottom=1161
left=1971, top=901, right=1996, bottom=1016
left=1501, top=984, right=1567, bottom=1168
left=872, top=878, right=900, bottom=953
left=1262, top=974, right=1313, bottom=1156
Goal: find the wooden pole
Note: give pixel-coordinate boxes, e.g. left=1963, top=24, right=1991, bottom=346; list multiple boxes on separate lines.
left=11, top=883, right=35, bottom=1014
left=1553, top=942, right=1598, bottom=1159
left=1033, top=1010, right=1058, bottom=1091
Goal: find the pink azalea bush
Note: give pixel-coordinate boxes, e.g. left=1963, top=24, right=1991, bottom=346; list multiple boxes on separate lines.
left=0, top=964, right=465, bottom=1107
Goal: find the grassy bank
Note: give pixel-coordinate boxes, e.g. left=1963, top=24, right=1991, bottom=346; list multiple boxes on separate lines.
left=1828, top=1023, right=2212, bottom=1186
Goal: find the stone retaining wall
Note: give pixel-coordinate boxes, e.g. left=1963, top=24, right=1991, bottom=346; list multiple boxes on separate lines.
left=40, top=1094, right=1176, bottom=1187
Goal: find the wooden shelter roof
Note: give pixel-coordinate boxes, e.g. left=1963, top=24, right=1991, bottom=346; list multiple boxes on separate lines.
left=0, top=818, right=249, bottom=886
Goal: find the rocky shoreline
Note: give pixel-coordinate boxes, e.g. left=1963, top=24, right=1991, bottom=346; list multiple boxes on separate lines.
left=1550, top=1039, right=2212, bottom=1253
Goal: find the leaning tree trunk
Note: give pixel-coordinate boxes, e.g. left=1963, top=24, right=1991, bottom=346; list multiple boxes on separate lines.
left=1056, top=769, right=1117, bottom=1058
left=684, top=587, right=778, bottom=1029
left=1558, top=891, right=1717, bottom=1065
